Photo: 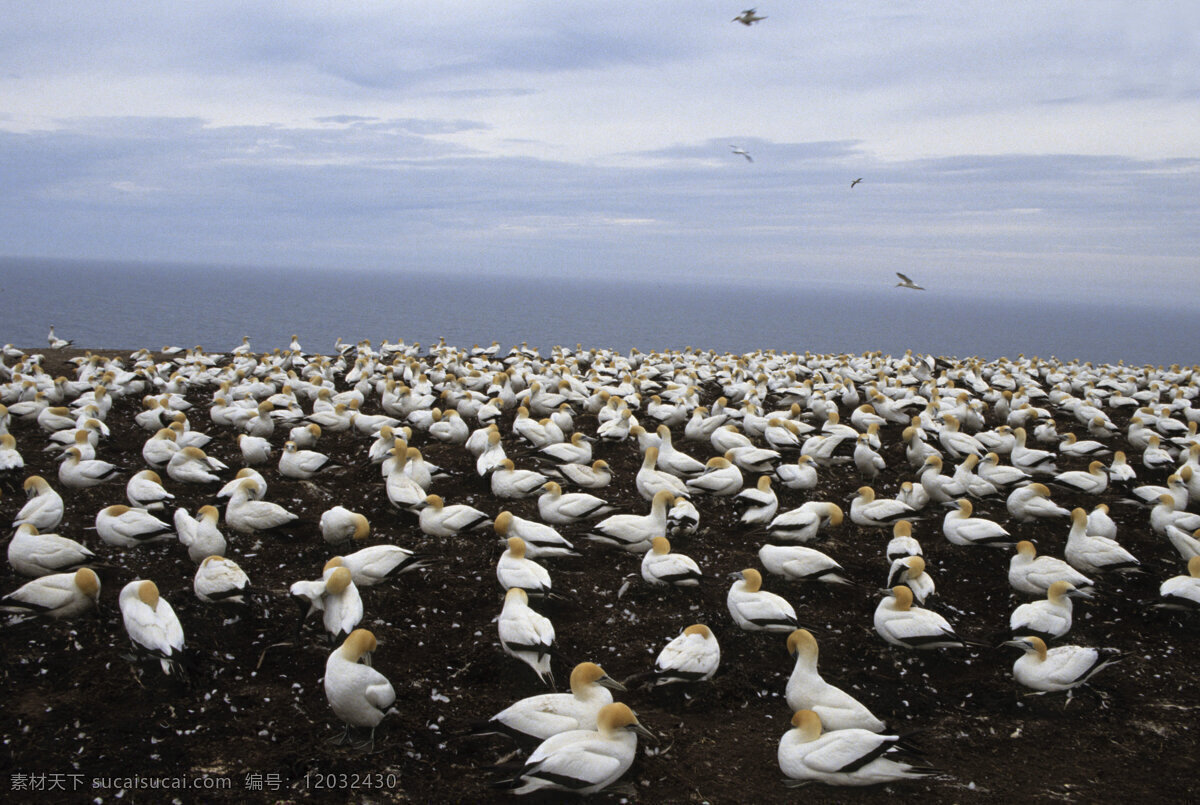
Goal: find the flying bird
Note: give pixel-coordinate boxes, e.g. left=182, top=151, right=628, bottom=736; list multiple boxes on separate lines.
left=850, top=178, right=863, bottom=188
left=895, top=272, right=925, bottom=291
left=732, top=9, right=767, bottom=26
left=730, top=145, right=753, bottom=163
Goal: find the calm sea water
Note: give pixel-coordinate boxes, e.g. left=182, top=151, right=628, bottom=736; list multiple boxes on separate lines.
left=0, top=257, right=1194, bottom=366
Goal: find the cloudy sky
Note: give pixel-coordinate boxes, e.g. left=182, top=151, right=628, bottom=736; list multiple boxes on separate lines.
left=2, top=1, right=1197, bottom=304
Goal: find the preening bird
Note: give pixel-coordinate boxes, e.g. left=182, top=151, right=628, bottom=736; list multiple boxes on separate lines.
left=324, top=628, right=396, bottom=750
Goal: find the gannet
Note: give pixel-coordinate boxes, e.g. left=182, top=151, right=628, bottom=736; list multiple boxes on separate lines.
left=47, top=325, right=73, bottom=349
left=762, top=501, right=844, bottom=543
left=1009, top=581, right=1089, bottom=641
left=95, top=505, right=174, bottom=547
left=885, top=521, right=922, bottom=562
left=174, top=505, right=225, bottom=563
left=325, top=628, right=395, bottom=750
left=57, top=446, right=119, bottom=489
left=319, top=506, right=370, bottom=545
left=1006, top=482, right=1070, bottom=522
left=941, top=499, right=1015, bottom=548
left=278, top=440, right=335, bottom=480
left=650, top=624, right=720, bottom=685
left=1165, top=524, right=1200, bottom=562
left=13, top=475, right=64, bottom=531
left=686, top=456, right=744, bottom=497
left=290, top=422, right=323, bottom=450
left=886, top=555, right=935, bottom=603
left=193, top=555, right=250, bottom=604
left=237, top=433, right=273, bottom=466
left=494, top=511, right=576, bottom=558
left=1064, top=507, right=1140, bottom=574
left=1051, top=461, right=1109, bottom=496
left=759, top=544, right=851, bottom=586
left=224, top=477, right=299, bottom=535
left=735, top=475, right=778, bottom=525
left=776, top=454, right=819, bottom=490
left=640, top=536, right=702, bottom=587
left=331, top=544, right=430, bottom=588
left=504, top=702, right=653, bottom=795
left=488, top=459, right=548, bottom=499
left=853, top=434, right=886, bottom=480
left=918, top=455, right=966, bottom=503
left=850, top=486, right=916, bottom=528
left=653, top=425, right=706, bottom=478
left=1059, top=433, right=1111, bottom=458
left=1128, top=471, right=1187, bottom=508
left=1157, top=556, right=1200, bottom=611
left=418, top=494, right=491, bottom=537
left=785, top=630, right=885, bottom=732
left=499, top=587, right=556, bottom=686
left=0, top=568, right=100, bottom=620
left=8, top=524, right=97, bottom=577
left=977, top=452, right=1032, bottom=490
left=1150, top=494, right=1200, bottom=535
left=873, top=586, right=968, bottom=649
left=1107, top=450, right=1138, bottom=487
left=729, top=144, right=754, bottom=161
left=896, top=480, right=930, bottom=511
left=894, top=272, right=925, bottom=291
left=1085, top=503, right=1118, bottom=540
left=727, top=568, right=802, bottom=632
left=141, top=428, right=179, bottom=468
left=166, top=445, right=225, bottom=484
left=119, top=579, right=186, bottom=675
left=483, top=662, right=625, bottom=742
left=1003, top=636, right=1122, bottom=694
left=635, top=447, right=691, bottom=501
left=1008, top=540, right=1093, bottom=595
left=125, top=469, right=174, bottom=511
left=555, top=459, right=612, bottom=489
left=537, top=480, right=614, bottom=524
left=1010, top=427, right=1057, bottom=475
left=937, top=414, right=984, bottom=459
left=586, top=490, right=673, bottom=553
left=778, top=710, right=936, bottom=787
left=476, top=429, right=508, bottom=476
left=217, top=467, right=266, bottom=500
left=497, top=536, right=553, bottom=596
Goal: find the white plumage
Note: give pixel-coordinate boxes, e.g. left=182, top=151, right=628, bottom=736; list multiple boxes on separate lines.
left=727, top=568, right=801, bottom=632
left=652, top=624, right=720, bottom=685
left=119, top=580, right=186, bottom=675
left=785, top=629, right=885, bottom=732
left=499, top=587, right=556, bottom=686
left=324, top=629, right=396, bottom=749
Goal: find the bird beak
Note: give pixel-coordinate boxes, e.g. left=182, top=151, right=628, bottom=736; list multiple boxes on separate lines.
left=1068, top=588, right=1094, bottom=600
left=631, top=723, right=658, bottom=742
left=599, top=674, right=627, bottom=693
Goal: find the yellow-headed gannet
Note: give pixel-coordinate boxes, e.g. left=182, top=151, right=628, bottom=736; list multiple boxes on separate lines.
left=727, top=568, right=802, bottom=632
left=483, top=662, right=625, bottom=742
left=1003, top=635, right=1122, bottom=694
left=325, top=628, right=395, bottom=749
left=499, top=587, right=556, bottom=687
left=119, top=579, right=186, bottom=675
left=1, top=568, right=100, bottom=620
left=778, top=710, right=936, bottom=787
left=785, top=630, right=885, bottom=732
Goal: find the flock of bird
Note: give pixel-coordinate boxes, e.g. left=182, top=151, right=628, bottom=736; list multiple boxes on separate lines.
left=2, top=326, right=1199, bottom=796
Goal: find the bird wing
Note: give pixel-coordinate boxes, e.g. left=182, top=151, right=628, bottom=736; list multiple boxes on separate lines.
left=656, top=634, right=718, bottom=677
left=803, top=731, right=891, bottom=773
left=524, top=739, right=626, bottom=789
left=363, top=676, right=397, bottom=711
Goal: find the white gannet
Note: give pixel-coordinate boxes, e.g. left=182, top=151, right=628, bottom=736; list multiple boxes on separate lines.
left=759, top=544, right=851, bottom=586
left=174, top=505, right=226, bottom=563
left=217, top=467, right=266, bottom=500
left=885, top=521, right=922, bottom=563
left=893, top=272, right=926, bottom=292
left=95, top=505, right=174, bottom=547
left=165, top=445, right=224, bottom=484
left=1086, top=503, right=1118, bottom=540
left=850, top=486, right=916, bottom=529
left=1008, top=541, right=1093, bottom=596
left=640, top=536, right=702, bottom=587
left=1003, top=635, right=1122, bottom=694
left=763, top=501, right=845, bottom=543
left=126, top=469, right=174, bottom=511
left=0, top=567, right=100, bottom=619
left=1051, top=461, right=1109, bottom=496
left=57, top=446, right=120, bottom=489
left=667, top=495, right=700, bottom=537
left=977, top=452, right=1032, bottom=490
left=937, top=414, right=985, bottom=459
left=499, top=587, right=556, bottom=687
left=853, top=434, right=886, bottom=481
left=586, top=490, right=673, bottom=553
left=942, top=499, right=1015, bottom=548
left=537, top=481, right=614, bottom=524
left=8, top=524, right=97, bottom=577
left=505, top=702, right=653, bottom=795
left=1165, top=524, right=1200, bottom=562
left=319, top=506, right=370, bottom=545
left=325, top=628, right=395, bottom=749
left=418, top=494, right=492, bottom=537
left=47, top=325, right=73, bottom=349
left=1157, top=556, right=1200, bottom=611
left=735, top=475, right=778, bottom=525
left=336, top=544, right=430, bottom=587
left=497, top=536, right=553, bottom=596
left=635, top=447, right=690, bottom=501
left=885, top=555, right=935, bottom=604
left=193, top=555, right=250, bottom=604
left=729, top=144, right=754, bottom=161
left=776, top=454, right=819, bottom=490
left=1064, top=507, right=1140, bottom=574
left=13, top=475, right=64, bottom=532
left=778, top=710, right=936, bottom=787
left=685, top=456, right=744, bottom=497
left=1010, top=427, right=1057, bottom=475
left=873, top=586, right=968, bottom=649
left=1150, top=494, right=1200, bottom=535
left=1006, top=482, right=1070, bottom=522
left=727, top=568, right=802, bottom=632
left=785, top=629, right=885, bottom=732
left=279, top=440, right=336, bottom=480
left=236, top=433, right=273, bottom=466
left=493, top=510, right=575, bottom=558
left=555, top=459, right=612, bottom=490
left=119, top=579, right=186, bottom=675
left=650, top=624, right=720, bottom=685
left=0, top=434, right=23, bottom=472
left=321, top=565, right=363, bottom=640
left=1059, top=432, right=1111, bottom=458
left=653, top=425, right=707, bottom=478
left=224, top=477, right=299, bottom=535
left=917, top=455, right=966, bottom=504
left=1009, top=580, right=1089, bottom=641
left=490, top=459, right=550, bottom=499
left=483, top=661, right=625, bottom=742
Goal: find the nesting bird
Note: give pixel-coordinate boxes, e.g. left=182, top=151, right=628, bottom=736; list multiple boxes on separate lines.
left=482, top=661, right=625, bottom=742
left=778, top=710, right=936, bottom=787
left=727, top=568, right=802, bottom=632
left=785, top=629, right=885, bottom=732
left=649, top=624, right=720, bottom=686
left=119, top=580, right=186, bottom=676
left=325, top=628, right=395, bottom=750
left=1, top=568, right=100, bottom=620
left=1003, top=635, right=1122, bottom=695
left=640, top=536, right=703, bottom=587
left=499, top=587, right=556, bottom=687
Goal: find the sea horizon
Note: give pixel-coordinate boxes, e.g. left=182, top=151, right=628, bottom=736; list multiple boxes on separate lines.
left=1, top=255, right=1194, bottom=366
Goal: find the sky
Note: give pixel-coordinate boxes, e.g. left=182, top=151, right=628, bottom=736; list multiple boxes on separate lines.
left=1, top=1, right=1198, bottom=305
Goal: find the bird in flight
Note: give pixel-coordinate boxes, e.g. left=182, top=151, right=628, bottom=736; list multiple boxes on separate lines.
left=733, top=9, right=767, bottom=26
left=895, top=272, right=925, bottom=291
left=850, top=178, right=863, bottom=188
left=730, top=145, right=753, bottom=162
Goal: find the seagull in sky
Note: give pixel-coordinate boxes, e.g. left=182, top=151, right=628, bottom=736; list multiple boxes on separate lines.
left=732, top=9, right=767, bottom=26
left=730, top=145, right=754, bottom=163
left=850, top=178, right=863, bottom=188
left=895, top=272, right=925, bottom=291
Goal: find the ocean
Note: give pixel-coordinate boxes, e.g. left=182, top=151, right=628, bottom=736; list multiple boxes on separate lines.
left=1, top=257, right=1194, bottom=366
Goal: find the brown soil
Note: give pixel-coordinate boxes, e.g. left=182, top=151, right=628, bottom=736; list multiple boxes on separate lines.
left=1, top=347, right=1197, bottom=804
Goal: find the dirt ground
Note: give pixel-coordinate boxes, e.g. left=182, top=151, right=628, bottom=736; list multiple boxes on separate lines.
left=1, top=346, right=1197, bottom=804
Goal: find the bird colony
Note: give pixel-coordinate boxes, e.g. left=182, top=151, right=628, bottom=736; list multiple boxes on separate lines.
left=1, top=335, right=1199, bottom=802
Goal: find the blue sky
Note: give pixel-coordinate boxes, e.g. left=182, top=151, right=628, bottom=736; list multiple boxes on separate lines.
left=2, top=2, right=1198, bottom=304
